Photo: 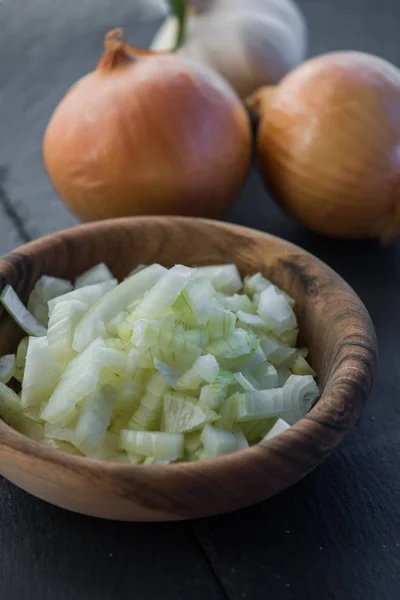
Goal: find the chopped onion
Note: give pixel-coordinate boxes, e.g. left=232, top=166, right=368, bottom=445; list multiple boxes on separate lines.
left=234, top=430, right=250, bottom=451
left=0, top=263, right=319, bottom=463
left=0, top=354, right=16, bottom=384
left=75, top=263, right=114, bottom=288
left=201, top=424, right=237, bottom=457
left=48, top=280, right=117, bottom=316
left=192, top=264, right=242, bottom=294
left=28, top=275, right=73, bottom=326
left=133, top=265, right=195, bottom=319
left=176, top=354, right=219, bottom=390
left=21, top=336, right=60, bottom=408
left=120, top=430, right=184, bottom=461
left=73, top=385, right=116, bottom=456
left=47, top=299, right=88, bottom=365
left=1, top=286, right=47, bottom=337
left=163, top=394, right=218, bottom=434
left=73, top=264, right=166, bottom=351
left=257, top=286, right=297, bottom=335
left=263, top=418, right=291, bottom=441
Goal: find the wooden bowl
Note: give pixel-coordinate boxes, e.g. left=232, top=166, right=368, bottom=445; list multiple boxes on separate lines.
left=0, top=217, right=377, bottom=521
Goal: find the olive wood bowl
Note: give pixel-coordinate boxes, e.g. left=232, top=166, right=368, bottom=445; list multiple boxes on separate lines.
left=0, top=217, right=377, bottom=521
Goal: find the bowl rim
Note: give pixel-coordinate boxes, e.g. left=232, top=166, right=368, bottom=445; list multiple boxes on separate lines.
left=0, top=216, right=377, bottom=515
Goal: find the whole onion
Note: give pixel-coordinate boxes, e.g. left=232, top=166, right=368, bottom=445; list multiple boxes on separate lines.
left=43, top=29, right=252, bottom=222
left=248, top=51, right=400, bottom=243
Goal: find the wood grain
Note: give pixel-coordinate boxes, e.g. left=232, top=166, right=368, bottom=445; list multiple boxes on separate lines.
left=0, top=217, right=377, bottom=520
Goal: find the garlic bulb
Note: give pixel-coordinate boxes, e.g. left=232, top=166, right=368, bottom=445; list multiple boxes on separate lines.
left=151, top=0, right=308, bottom=98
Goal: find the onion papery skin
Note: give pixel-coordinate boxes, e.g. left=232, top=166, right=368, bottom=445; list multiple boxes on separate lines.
left=43, top=32, right=252, bottom=222
left=250, top=51, right=400, bottom=243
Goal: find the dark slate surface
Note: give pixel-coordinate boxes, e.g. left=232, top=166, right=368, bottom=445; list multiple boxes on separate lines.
left=1, top=1, right=400, bottom=599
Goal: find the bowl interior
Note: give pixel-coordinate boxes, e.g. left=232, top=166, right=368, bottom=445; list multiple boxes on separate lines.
left=0, top=217, right=377, bottom=520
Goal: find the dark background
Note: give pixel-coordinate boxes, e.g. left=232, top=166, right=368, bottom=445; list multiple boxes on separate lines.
left=0, top=1, right=400, bottom=599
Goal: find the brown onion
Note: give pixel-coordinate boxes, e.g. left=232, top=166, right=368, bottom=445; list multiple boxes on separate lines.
left=43, top=29, right=251, bottom=222
left=248, top=51, right=400, bottom=243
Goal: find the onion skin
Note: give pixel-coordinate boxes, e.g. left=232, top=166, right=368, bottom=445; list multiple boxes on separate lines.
left=43, top=30, right=251, bottom=222
left=249, top=51, right=400, bottom=243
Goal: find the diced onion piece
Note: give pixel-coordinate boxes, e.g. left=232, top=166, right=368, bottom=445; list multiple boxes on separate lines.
left=1, top=286, right=47, bottom=337
left=127, top=453, right=145, bottom=464
left=188, top=448, right=208, bottom=461
left=73, top=385, right=116, bottom=456
left=185, top=328, right=209, bottom=347
left=106, top=311, right=128, bottom=335
left=21, top=337, right=60, bottom=408
left=42, top=438, right=83, bottom=455
left=257, top=287, right=297, bottom=335
left=75, top=263, right=114, bottom=288
left=40, top=338, right=106, bottom=425
left=235, top=389, right=285, bottom=422
left=291, top=355, right=316, bottom=376
left=233, top=371, right=257, bottom=391
left=263, top=418, right=291, bottom=441
left=241, top=370, right=261, bottom=389
left=14, top=337, right=29, bottom=382
left=73, top=264, right=166, bottom=351
left=153, top=336, right=203, bottom=371
left=29, top=275, right=73, bottom=303
left=206, top=329, right=259, bottom=360
left=260, top=334, right=296, bottom=367
left=143, top=457, right=172, bottom=465
left=280, top=375, right=320, bottom=424
left=184, top=431, right=203, bottom=455
left=206, top=307, right=236, bottom=339
left=153, top=358, right=182, bottom=387
left=224, top=293, right=256, bottom=314
left=277, top=368, right=292, bottom=387
left=127, top=264, right=148, bottom=277
left=234, top=430, right=249, bottom=450
left=241, top=346, right=267, bottom=372
left=193, top=264, right=242, bottom=294
left=0, top=381, right=22, bottom=421
left=28, top=275, right=73, bottom=325
left=0, top=381, right=45, bottom=440
left=239, top=417, right=277, bottom=443
left=109, top=408, right=136, bottom=435
left=217, top=395, right=238, bottom=431
left=105, top=337, right=126, bottom=352
left=236, top=375, right=319, bottom=423
left=47, top=299, right=88, bottom=365
left=199, top=372, right=235, bottom=409
left=200, top=424, right=237, bottom=457
left=97, top=347, right=129, bottom=377
left=131, top=317, right=208, bottom=371
left=173, top=279, right=216, bottom=326
left=131, top=316, right=176, bottom=351
left=280, top=328, right=299, bottom=347
left=134, top=265, right=195, bottom=319
left=237, top=311, right=268, bottom=330
left=0, top=354, right=16, bottom=384
left=48, top=280, right=117, bottom=315
left=163, top=394, right=218, bottom=433
left=254, top=362, right=278, bottom=389
left=16, top=337, right=29, bottom=367
left=44, top=422, right=75, bottom=443
left=120, top=430, right=184, bottom=460
left=244, top=273, right=272, bottom=297
left=297, top=347, right=309, bottom=359
left=176, top=354, right=219, bottom=390
left=128, top=372, right=169, bottom=431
